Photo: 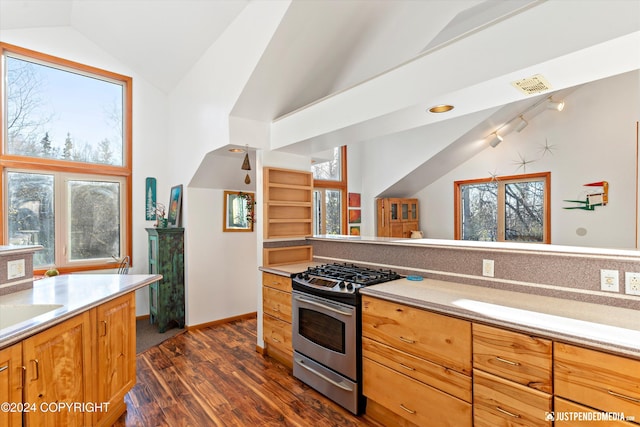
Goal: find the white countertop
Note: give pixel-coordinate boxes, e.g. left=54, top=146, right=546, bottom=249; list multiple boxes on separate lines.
left=0, top=274, right=160, bottom=348
left=361, top=278, right=640, bottom=359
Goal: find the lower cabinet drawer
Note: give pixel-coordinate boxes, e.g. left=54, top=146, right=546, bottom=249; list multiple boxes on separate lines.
left=263, top=314, right=292, bottom=358
left=555, top=342, right=640, bottom=420
left=474, top=369, right=552, bottom=427
left=473, top=323, right=552, bottom=393
left=362, top=337, right=471, bottom=402
left=554, top=397, right=638, bottom=426
left=363, top=357, right=472, bottom=427
left=262, top=286, right=292, bottom=323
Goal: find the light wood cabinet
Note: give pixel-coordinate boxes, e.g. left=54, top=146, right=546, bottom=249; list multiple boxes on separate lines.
left=555, top=342, right=640, bottom=421
left=263, top=167, right=313, bottom=240
left=474, top=369, right=552, bottom=427
left=262, top=272, right=293, bottom=368
left=473, top=323, right=552, bottom=393
left=361, top=295, right=471, bottom=427
left=376, top=198, right=419, bottom=238
left=554, top=397, right=638, bottom=426
left=473, top=323, right=552, bottom=426
left=23, top=311, right=93, bottom=427
left=0, top=343, right=22, bottom=427
left=0, top=292, right=136, bottom=427
left=362, top=296, right=471, bottom=375
left=94, top=292, right=136, bottom=426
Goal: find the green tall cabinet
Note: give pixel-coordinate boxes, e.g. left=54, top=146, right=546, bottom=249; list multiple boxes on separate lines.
left=146, top=227, right=185, bottom=332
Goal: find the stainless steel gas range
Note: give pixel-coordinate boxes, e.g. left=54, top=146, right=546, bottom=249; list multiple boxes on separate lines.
left=291, top=263, right=402, bottom=414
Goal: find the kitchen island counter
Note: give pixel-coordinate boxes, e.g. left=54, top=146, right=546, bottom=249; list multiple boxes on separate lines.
left=362, top=277, right=640, bottom=359
left=0, top=273, right=161, bottom=349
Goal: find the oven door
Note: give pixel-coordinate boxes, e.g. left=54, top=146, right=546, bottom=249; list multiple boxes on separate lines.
left=291, top=290, right=356, bottom=380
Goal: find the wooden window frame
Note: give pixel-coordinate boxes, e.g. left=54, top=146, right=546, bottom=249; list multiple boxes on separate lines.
left=313, top=146, right=348, bottom=234
left=454, top=172, right=551, bottom=243
left=0, top=42, right=133, bottom=273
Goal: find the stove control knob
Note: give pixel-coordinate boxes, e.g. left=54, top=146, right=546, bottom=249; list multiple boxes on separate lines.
left=346, top=282, right=354, bottom=291
left=338, top=281, right=346, bottom=289
left=303, top=274, right=310, bottom=280
left=295, top=273, right=303, bottom=279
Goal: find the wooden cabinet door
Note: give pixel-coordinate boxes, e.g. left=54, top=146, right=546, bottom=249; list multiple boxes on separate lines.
left=95, top=293, right=136, bottom=426
left=0, top=343, right=22, bottom=427
left=23, top=311, right=93, bottom=427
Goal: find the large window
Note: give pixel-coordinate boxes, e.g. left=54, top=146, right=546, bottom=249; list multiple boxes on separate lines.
left=455, top=172, right=550, bottom=243
left=312, top=146, right=347, bottom=235
left=1, top=43, right=132, bottom=272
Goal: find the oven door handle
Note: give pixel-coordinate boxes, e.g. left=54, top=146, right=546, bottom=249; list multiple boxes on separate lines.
left=295, top=357, right=354, bottom=392
left=293, top=295, right=353, bottom=316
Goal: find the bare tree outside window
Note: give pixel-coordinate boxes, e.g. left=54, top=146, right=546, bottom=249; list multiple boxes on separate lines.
left=2, top=43, right=132, bottom=271
left=456, top=173, right=550, bottom=243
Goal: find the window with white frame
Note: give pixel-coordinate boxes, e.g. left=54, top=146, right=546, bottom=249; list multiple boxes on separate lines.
left=1, top=43, right=132, bottom=272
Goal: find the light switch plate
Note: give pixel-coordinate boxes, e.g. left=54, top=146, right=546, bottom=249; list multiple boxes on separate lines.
left=482, top=259, right=494, bottom=277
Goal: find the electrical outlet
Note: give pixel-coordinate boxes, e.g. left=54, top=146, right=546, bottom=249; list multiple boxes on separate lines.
left=7, top=259, right=25, bottom=280
left=482, top=259, right=494, bottom=277
left=600, top=269, right=619, bottom=292
left=624, top=272, right=640, bottom=296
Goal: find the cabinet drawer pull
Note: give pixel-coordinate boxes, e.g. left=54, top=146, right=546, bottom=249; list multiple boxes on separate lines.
left=101, top=320, right=108, bottom=337
left=0, top=365, right=7, bottom=373
left=495, top=356, right=520, bottom=366
left=31, top=359, right=39, bottom=381
left=399, top=363, right=415, bottom=371
left=496, top=406, right=520, bottom=418
left=608, top=390, right=640, bottom=403
left=271, top=336, right=280, bottom=343
left=400, top=404, right=416, bottom=414
left=398, top=336, right=416, bottom=344
left=273, top=305, right=280, bottom=312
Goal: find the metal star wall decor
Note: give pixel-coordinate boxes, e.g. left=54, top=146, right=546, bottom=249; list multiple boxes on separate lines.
left=488, top=169, right=500, bottom=182
left=539, top=137, right=557, bottom=157
left=513, top=153, right=535, bottom=173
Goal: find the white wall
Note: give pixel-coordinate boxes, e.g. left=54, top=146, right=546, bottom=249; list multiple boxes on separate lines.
left=166, top=1, right=291, bottom=326
left=1, top=27, right=171, bottom=315
left=417, top=70, right=640, bottom=248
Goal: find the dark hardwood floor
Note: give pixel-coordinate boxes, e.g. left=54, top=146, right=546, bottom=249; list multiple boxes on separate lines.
left=114, top=317, right=381, bottom=426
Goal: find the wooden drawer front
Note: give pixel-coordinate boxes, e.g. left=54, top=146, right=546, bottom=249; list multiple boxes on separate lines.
left=262, top=272, right=292, bottom=292
left=262, top=286, right=292, bottom=323
left=362, top=296, right=471, bottom=375
left=473, top=323, right=552, bottom=393
left=474, top=369, right=552, bottom=427
left=363, top=357, right=472, bottom=427
left=555, top=342, right=640, bottom=419
left=554, top=397, right=638, bottom=426
left=362, top=337, right=471, bottom=402
left=263, top=314, right=292, bottom=357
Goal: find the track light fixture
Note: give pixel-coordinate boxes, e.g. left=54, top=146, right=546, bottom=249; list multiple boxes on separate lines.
left=485, top=95, right=565, bottom=149
left=514, top=116, right=528, bottom=132
left=547, top=99, right=565, bottom=111
left=488, top=132, right=503, bottom=148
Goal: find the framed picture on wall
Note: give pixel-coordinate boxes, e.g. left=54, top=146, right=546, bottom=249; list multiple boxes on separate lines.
left=167, top=184, right=183, bottom=227
left=223, top=191, right=254, bottom=232
left=348, top=209, right=361, bottom=224
left=348, top=192, right=361, bottom=207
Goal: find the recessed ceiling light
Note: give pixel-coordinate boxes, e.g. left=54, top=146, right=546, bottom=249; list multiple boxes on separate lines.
left=228, top=148, right=245, bottom=153
left=428, top=104, right=454, bottom=113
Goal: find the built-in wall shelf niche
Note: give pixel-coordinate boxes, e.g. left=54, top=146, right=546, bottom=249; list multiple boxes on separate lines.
left=263, top=245, right=313, bottom=267
left=263, top=167, right=313, bottom=240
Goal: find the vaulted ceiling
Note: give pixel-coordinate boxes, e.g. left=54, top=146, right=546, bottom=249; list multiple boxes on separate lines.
left=2, top=0, right=639, bottom=197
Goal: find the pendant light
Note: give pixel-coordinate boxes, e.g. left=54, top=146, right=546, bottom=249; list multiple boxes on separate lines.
left=241, top=145, right=251, bottom=184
